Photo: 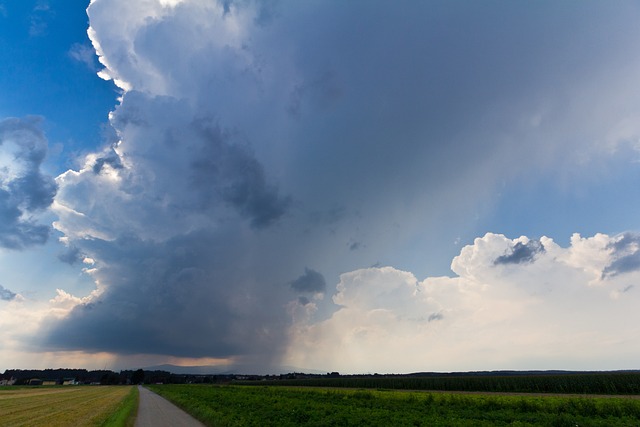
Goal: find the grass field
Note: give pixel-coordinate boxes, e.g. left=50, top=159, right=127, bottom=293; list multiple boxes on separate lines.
left=147, top=384, right=640, bottom=426
left=0, top=385, right=137, bottom=427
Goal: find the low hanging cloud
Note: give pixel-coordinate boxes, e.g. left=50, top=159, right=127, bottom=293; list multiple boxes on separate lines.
left=32, top=0, right=640, bottom=372
left=0, top=117, right=56, bottom=250
left=41, top=232, right=290, bottom=360
left=290, top=268, right=326, bottom=294
left=0, top=284, right=17, bottom=301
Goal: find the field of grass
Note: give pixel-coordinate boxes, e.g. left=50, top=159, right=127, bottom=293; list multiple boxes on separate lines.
left=147, top=384, right=640, bottom=426
left=0, top=385, right=137, bottom=427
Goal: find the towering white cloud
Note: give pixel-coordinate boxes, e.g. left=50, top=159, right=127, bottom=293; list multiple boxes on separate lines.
left=286, top=233, right=640, bottom=373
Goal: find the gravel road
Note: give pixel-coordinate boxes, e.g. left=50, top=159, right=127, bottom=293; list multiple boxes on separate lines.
left=135, top=385, right=205, bottom=427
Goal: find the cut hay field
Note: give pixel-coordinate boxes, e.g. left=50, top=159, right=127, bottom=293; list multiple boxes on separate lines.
left=0, top=385, right=137, bottom=427
left=147, top=384, right=640, bottom=426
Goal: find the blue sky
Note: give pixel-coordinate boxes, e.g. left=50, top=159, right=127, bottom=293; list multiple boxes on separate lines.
left=0, top=1, right=117, bottom=171
left=2, top=0, right=640, bottom=374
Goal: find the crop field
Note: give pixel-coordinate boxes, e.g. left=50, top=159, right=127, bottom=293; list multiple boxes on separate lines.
left=246, top=372, right=640, bottom=395
left=0, top=385, right=137, bottom=427
left=147, top=384, right=640, bottom=426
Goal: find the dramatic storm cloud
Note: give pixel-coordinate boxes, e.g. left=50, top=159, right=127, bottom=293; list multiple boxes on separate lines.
left=0, top=117, right=56, bottom=249
left=47, top=90, right=295, bottom=364
left=1, top=0, right=639, bottom=372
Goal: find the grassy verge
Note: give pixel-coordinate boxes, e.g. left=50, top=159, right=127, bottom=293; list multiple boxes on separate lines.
left=148, top=384, right=640, bottom=426
left=99, top=386, right=139, bottom=427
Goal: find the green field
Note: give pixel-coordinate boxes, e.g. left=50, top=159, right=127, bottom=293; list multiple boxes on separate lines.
left=0, top=385, right=137, bottom=427
left=147, top=384, right=640, bottom=426
left=244, top=372, right=640, bottom=395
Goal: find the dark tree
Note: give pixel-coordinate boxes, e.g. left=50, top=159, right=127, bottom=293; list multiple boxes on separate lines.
left=131, top=369, right=145, bottom=385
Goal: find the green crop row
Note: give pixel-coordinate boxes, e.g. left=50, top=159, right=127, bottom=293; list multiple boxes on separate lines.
left=243, top=372, right=640, bottom=395
left=147, top=384, right=640, bottom=426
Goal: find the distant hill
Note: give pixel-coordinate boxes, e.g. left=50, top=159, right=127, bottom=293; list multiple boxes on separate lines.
left=141, top=364, right=327, bottom=376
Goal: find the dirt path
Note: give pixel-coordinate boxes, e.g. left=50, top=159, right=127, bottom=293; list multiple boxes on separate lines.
left=135, top=385, right=205, bottom=427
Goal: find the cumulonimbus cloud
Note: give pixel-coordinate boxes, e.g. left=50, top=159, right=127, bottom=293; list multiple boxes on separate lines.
left=33, top=0, right=640, bottom=372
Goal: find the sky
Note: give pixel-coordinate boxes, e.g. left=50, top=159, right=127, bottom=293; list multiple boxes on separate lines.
left=2, top=0, right=640, bottom=374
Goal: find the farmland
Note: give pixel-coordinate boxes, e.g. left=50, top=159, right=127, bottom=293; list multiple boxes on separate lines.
left=246, top=372, right=640, bottom=395
left=0, top=385, right=137, bottom=427
left=147, top=384, right=640, bottom=426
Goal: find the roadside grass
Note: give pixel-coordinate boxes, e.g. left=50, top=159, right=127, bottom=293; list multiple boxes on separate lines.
left=147, top=384, right=640, bottom=426
left=97, top=386, right=139, bottom=427
left=0, top=385, right=135, bottom=427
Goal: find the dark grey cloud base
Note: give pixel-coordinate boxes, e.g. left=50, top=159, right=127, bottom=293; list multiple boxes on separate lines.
left=42, top=232, right=290, bottom=362
left=290, top=268, right=326, bottom=293
left=0, top=284, right=16, bottom=301
left=603, top=233, right=640, bottom=278
left=494, top=240, right=544, bottom=265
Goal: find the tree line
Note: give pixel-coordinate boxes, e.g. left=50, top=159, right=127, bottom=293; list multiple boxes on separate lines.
left=1, top=368, right=246, bottom=385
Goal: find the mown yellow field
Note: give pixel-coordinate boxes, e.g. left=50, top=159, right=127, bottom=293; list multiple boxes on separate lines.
left=0, top=386, right=132, bottom=427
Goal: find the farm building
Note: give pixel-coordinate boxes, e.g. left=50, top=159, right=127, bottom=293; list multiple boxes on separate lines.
left=28, top=378, right=58, bottom=385
left=0, top=378, right=16, bottom=386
